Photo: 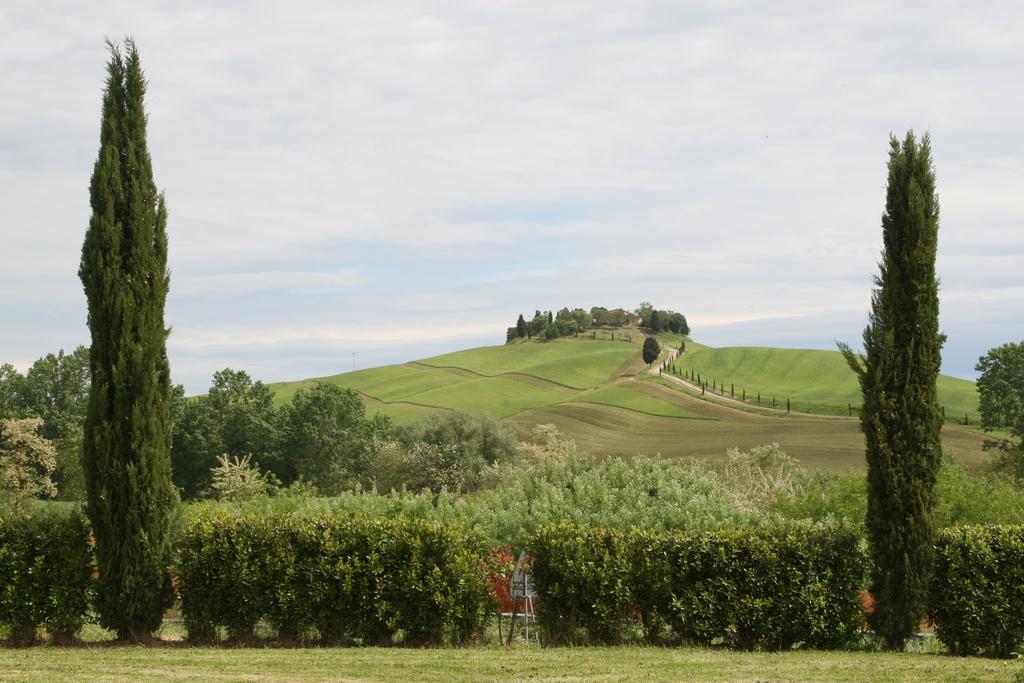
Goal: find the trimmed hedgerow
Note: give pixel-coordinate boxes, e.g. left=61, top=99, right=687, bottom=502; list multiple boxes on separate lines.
left=177, top=508, right=491, bottom=645
left=528, top=523, right=867, bottom=649
left=930, top=525, right=1024, bottom=658
left=662, top=525, right=867, bottom=650
left=528, top=525, right=639, bottom=645
left=0, top=503, right=93, bottom=645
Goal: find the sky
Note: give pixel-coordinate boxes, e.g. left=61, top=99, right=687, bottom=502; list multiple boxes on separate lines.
left=2, top=1, right=1022, bottom=393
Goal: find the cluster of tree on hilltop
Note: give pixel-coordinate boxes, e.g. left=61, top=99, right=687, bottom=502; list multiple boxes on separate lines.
left=634, top=301, right=689, bottom=335
left=506, top=302, right=688, bottom=342
left=506, top=308, right=592, bottom=342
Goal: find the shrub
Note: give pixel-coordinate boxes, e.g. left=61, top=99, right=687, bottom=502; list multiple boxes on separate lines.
left=0, top=418, right=58, bottom=500
left=0, top=503, right=92, bottom=645
left=930, top=525, right=1024, bottom=657
left=177, top=508, right=491, bottom=645
left=529, top=523, right=867, bottom=650
left=933, top=454, right=1024, bottom=528
left=719, top=443, right=811, bottom=513
left=528, top=525, right=637, bottom=644
left=663, top=525, right=867, bottom=650
left=473, top=452, right=755, bottom=550
left=209, top=453, right=278, bottom=501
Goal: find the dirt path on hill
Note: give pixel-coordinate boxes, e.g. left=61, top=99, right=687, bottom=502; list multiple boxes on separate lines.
left=641, top=343, right=854, bottom=420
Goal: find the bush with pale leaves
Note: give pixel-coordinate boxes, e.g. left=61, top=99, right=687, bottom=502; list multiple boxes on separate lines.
left=209, top=453, right=277, bottom=501
left=0, top=418, right=57, bottom=499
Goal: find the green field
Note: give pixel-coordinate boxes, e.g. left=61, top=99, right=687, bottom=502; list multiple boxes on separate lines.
left=1, top=644, right=1020, bottom=682
left=567, top=384, right=710, bottom=420
left=403, top=376, right=568, bottom=419
left=419, top=337, right=640, bottom=388
left=266, top=335, right=992, bottom=470
left=675, top=345, right=980, bottom=421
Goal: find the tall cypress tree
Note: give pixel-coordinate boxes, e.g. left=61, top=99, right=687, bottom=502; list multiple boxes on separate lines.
left=516, top=314, right=527, bottom=338
left=79, top=39, right=176, bottom=641
left=839, top=131, right=944, bottom=650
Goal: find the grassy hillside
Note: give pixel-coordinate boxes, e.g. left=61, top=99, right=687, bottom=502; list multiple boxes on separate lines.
left=674, top=345, right=980, bottom=422
left=419, top=337, right=640, bottom=388
left=266, top=334, right=990, bottom=470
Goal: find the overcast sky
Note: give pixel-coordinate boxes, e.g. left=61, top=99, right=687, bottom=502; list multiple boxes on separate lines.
left=2, top=1, right=1022, bottom=393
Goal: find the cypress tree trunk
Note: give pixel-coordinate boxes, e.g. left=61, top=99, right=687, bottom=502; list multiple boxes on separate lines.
left=79, top=39, right=176, bottom=642
left=839, top=132, right=944, bottom=650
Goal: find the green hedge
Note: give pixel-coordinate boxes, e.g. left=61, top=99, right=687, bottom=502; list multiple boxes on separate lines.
left=0, top=504, right=93, bottom=645
left=930, top=525, right=1024, bottom=657
left=529, top=523, right=867, bottom=649
left=177, top=509, right=492, bottom=645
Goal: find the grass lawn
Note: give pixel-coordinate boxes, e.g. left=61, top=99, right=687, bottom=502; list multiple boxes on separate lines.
left=676, top=345, right=980, bottom=420
left=420, top=338, right=640, bottom=389
left=1, top=644, right=1021, bottom=681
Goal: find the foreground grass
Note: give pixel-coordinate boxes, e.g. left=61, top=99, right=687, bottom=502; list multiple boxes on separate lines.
left=1, top=644, right=1021, bottom=682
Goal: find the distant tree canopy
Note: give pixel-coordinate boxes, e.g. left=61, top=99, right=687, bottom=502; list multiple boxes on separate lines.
left=7, top=355, right=404, bottom=502
left=169, top=368, right=278, bottom=498
left=0, top=346, right=91, bottom=500
left=977, top=341, right=1024, bottom=443
left=169, top=369, right=390, bottom=499
left=508, top=308, right=589, bottom=342
left=507, top=303, right=688, bottom=342
left=591, top=307, right=635, bottom=327
left=636, top=303, right=688, bottom=335
left=976, top=340, right=1024, bottom=482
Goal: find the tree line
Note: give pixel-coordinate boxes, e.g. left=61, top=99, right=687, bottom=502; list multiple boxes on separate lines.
left=506, top=303, right=688, bottom=342
left=1, top=357, right=525, bottom=501
left=169, top=369, right=520, bottom=499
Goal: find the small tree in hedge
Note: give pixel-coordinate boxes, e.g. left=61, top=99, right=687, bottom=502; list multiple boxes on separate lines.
left=642, top=337, right=661, bottom=365
left=839, top=131, right=944, bottom=650
left=516, top=314, right=528, bottom=338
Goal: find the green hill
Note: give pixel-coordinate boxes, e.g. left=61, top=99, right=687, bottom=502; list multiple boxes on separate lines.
left=266, top=334, right=990, bottom=471
left=674, top=345, right=979, bottom=422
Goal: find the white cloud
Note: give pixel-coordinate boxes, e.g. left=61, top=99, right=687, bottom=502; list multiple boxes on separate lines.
left=174, top=270, right=366, bottom=296
left=1, top=1, right=1022, bottom=391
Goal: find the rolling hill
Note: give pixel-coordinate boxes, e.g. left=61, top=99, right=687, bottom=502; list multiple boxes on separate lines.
left=673, top=344, right=980, bottom=422
left=266, top=333, right=990, bottom=471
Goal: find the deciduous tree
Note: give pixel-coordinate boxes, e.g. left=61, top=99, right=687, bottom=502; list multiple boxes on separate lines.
left=976, top=341, right=1024, bottom=481
left=275, top=383, right=375, bottom=493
